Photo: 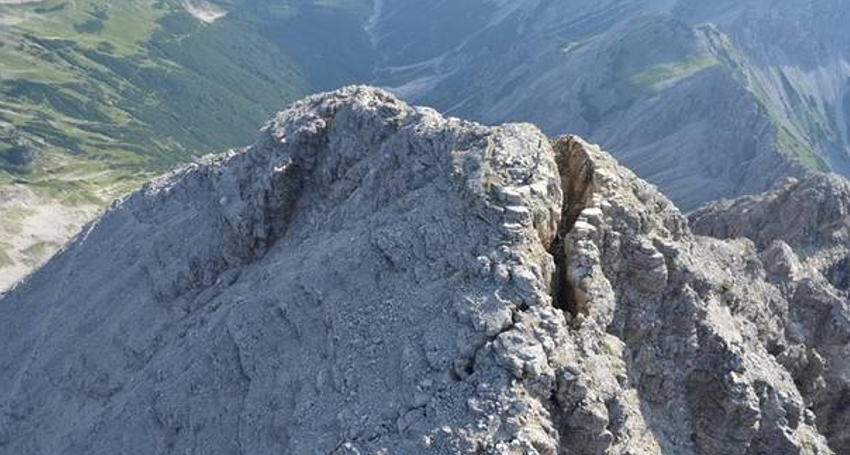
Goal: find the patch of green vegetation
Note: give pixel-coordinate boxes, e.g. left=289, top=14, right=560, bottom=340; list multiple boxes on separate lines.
left=12, top=0, right=165, bottom=56
left=600, top=339, right=627, bottom=376
left=630, top=54, right=719, bottom=92
left=745, top=78, right=828, bottom=171
left=612, top=358, right=627, bottom=377
left=571, top=26, right=712, bottom=126
left=776, top=126, right=827, bottom=171
left=601, top=339, right=617, bottom=357
left=707, top=26, right=830, bottom=173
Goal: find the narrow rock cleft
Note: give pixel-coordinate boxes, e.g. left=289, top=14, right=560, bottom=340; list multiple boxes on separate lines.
left=549, top=135, right=597, bottom=318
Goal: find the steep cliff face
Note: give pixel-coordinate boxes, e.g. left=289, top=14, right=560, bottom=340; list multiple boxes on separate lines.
left=552, top=137, right=847, bottom=455
left=0, top=88, right=846, bottom=454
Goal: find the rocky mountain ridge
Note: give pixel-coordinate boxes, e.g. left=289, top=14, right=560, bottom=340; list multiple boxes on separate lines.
left=0, top=87, right=847, bottom=454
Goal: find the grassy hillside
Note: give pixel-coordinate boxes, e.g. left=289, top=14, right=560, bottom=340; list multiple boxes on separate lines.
left=0, top=0, right=376, bottom=204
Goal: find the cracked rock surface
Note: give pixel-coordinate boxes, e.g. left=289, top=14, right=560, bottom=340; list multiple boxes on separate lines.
left=0, top=87, right=845, bottom=454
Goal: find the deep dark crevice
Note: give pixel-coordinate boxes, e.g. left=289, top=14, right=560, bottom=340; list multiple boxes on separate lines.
left=549, top=234, right=574, bottom=316
left=548, top=136, right=597, bottom=318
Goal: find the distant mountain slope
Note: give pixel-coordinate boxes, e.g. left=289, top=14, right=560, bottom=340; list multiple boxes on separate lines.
left=373, top=0, right=850, bottom=209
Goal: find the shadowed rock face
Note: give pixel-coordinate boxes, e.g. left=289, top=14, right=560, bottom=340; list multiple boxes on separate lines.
left=0, top=87, right=846, bottom=454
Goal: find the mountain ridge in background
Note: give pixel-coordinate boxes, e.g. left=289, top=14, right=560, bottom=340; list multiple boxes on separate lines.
left=372, top=0, right=850, bottom=208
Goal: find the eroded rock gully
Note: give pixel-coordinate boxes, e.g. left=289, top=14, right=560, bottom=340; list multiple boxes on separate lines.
left=0, top=87, right=846, bottom=455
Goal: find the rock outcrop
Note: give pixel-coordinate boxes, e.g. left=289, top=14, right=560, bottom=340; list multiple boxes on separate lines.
left=691, top=174, right=850, bottom=454
left=0, top=87, right=846, bottom=454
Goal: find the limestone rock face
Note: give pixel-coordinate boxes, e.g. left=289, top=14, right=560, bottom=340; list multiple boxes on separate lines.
left=690, top=174, right=850, bottom=259
left=0, top=88, right=845, bottom=455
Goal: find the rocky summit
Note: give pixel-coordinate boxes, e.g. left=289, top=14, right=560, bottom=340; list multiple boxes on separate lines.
left=0, top=87, right=848, bottom=454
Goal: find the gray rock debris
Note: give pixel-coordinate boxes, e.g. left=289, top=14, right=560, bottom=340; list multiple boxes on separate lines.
left=0, top=87, right=844, bottom=455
